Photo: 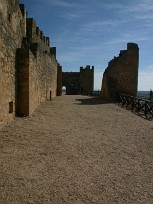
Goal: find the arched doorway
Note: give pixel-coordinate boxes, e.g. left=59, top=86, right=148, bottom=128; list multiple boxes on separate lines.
left=62, top=86, right=66, bottom=95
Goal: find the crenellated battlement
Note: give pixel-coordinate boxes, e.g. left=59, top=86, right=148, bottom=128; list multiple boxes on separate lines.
left=26, top=18, right=50, bottom=51
left=80, top=65, right=94, bottom=72
left=50, top=47, right=56, bottom=58
left=19, top=4, right=27, bottom=17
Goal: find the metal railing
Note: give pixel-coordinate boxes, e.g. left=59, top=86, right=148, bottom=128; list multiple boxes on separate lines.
left=116, top=93, right=153, bottom=119
left=81, top=91, right=101, bottom=98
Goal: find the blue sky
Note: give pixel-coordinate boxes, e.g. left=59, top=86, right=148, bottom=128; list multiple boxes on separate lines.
left=20, top=0, right=153, bottom=91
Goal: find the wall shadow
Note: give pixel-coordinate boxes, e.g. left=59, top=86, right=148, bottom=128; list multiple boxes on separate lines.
left=75, top=97, right=112, bottom=105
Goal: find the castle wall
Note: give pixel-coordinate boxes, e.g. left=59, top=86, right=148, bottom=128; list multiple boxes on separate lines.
left=0, top=0, right=26, bottom=126
left=16, top=49, right=29, bottom=116
left=101, top=43, right=139, bottom=100
left=26, top=18, right=50, bottom=54
left=0, top=0, right=59, bottom=126
left=50, top=57, right=58, bottom=98
left=62, top=65, right=94, bottom=95
left=16, top=48, right=58, bottom=116
left=62, top=72, right=80, bottom=95
left=29, top=51, right=53, bottom=115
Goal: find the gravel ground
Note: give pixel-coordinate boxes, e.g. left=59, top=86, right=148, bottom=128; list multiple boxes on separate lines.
left=0, top=95, right=153, bottom=204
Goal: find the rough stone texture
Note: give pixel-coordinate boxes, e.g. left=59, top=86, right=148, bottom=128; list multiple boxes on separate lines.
left=0, top=0, right=26, bottom=126
left=0, top=0, right=61, bottom=125
left=57, top=64, right=63, bottom=96
left=16, top=49, right=56, bottom=116
left=101, top=43, right=139, bottom=100
left=62, top=65, right=94, bottom=95
left=16, top=49, right=29, bottom=117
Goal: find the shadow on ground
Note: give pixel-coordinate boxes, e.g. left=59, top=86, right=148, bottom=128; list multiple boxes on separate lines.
left=75, top=97, right=112, bottom=105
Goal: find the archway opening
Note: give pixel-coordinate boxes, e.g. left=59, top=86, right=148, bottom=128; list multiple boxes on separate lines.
left=62, top=86, right=66, bottom=95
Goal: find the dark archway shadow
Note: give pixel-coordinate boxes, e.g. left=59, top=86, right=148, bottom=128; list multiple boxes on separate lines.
left=75, top=97, right=112, bottom=105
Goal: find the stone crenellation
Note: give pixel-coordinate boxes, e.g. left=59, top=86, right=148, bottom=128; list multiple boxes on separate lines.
left=0, top=0, right=62, bottom=127
left=101, top=43, right=139, bottom=100
left=25, top=18, right=50, bottom=52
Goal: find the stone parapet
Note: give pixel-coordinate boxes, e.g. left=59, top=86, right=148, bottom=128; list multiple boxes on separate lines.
left=26, top=18, right=50, bottom=54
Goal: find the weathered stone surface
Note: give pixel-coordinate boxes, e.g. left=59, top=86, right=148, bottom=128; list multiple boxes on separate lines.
left=0, top=0, right=61, bottom=126
left=101, top=43, right=139, bottom=100
left=0, top=0, right=26, bottom=126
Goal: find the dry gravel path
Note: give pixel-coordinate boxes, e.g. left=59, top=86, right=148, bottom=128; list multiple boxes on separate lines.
left=0, top=95, right=153, bottom=204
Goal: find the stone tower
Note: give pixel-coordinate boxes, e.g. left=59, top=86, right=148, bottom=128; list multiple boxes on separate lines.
left=62, top=65, right=94, bottom=95
left=79, top=65, right=94, bottom=93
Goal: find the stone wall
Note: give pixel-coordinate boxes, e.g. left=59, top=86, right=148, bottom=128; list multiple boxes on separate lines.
left=16, top=49, right=29, bottom=116
left=16, top=29, right=59, bottom=117
left=62, top=65, right=94, bottom=95
left=16, top=48, right=55, bottom=116
left=62, top=72, right=80, bottom=95
left=101, top=43, right=139, bottom=100
left=50, top=48, right=58, bottom=98
left=0, top=0, right=60, bottom=126
left=0, top=0, right=26, bottom=126
left=80, top=65, right=94, bottom=92
left=57, top=64, right=62, bottom=96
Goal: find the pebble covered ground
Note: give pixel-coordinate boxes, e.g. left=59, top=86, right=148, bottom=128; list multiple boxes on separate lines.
left=0, top=95, right=153, bottom=204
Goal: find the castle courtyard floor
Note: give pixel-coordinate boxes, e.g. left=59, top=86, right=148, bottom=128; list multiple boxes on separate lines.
left=0, top=95, right=153, bottom=204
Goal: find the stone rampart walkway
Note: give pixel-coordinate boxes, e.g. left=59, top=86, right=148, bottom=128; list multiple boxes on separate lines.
left=0, top=95, right=153, bottom=203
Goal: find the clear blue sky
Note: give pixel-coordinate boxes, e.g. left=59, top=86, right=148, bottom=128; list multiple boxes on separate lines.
left=20, top=0, right=153, bottom=91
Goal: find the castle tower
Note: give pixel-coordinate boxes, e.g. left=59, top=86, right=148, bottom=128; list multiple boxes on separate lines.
left=79, top=65, right=94, bottom=93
